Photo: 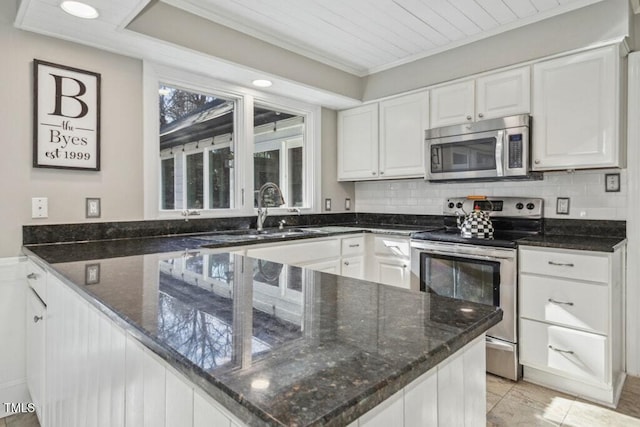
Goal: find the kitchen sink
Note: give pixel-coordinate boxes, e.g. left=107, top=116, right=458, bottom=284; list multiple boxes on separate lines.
left=193, top=227, right=327, bottom=243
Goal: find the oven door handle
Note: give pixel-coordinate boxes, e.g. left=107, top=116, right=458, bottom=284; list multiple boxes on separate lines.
left=486, top=337, right=515, bottom=352
left=412, top=248, right=515, bottom=261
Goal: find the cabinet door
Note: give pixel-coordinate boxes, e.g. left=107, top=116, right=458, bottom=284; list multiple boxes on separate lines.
left=532, top=45, right=620, bottom=170
left=337, top=104, right=379, bottom=180
left=476, top=67, right=530, bottom=120
left=26, top=288, right=45, bottom=422
left=374, top=256, right=410, bottom=289
left=379, top=91, right=429, bottom=178
left=341, top=255, right=365, bottom=279
left=430, top=80, right=474, bottom=127
left=303, top=258, right=341, bottom=274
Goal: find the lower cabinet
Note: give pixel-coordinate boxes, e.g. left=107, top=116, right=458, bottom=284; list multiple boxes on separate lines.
left=518, top=245, right=626, bottom=406
left=26, top=288, right=45, bottom=422
left=356, top=334, right=486, bottom=427
left=41, top=270, right=243, bottom=427
left=367, top=235, right=411, bottom=289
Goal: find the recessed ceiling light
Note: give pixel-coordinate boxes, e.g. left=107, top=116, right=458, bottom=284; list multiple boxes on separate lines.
left=252, top=79, right=273, bottom=88
left=60, top=1, right=99, bottom=19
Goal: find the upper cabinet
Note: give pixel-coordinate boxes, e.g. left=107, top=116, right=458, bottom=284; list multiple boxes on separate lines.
left=531, top=45, right=624, bottom=170
left=338, top=91, right=428, bottom=181
left=337, top=104, right=379, bottom=180
left=430, top=67, right=530, bottom=128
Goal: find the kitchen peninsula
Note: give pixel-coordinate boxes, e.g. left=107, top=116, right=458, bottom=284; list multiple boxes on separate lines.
left=23, top=229, right=502, bottom=427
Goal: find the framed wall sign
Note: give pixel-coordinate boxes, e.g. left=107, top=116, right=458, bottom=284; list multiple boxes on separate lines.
left=33, top=59, right=101, bottom=170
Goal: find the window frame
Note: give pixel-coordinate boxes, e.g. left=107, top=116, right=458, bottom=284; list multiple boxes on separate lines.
left=143, top=62, right=322, bottom=219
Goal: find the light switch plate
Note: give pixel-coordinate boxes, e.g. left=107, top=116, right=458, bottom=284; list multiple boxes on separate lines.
left=86, top=198, right=101, bottom=218
left=345, top=198, right=351, bottom=211
left=556, top=197, right=570, bottom=215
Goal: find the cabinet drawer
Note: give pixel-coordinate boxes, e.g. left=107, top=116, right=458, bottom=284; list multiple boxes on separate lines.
left=341, top=236, right=365, bottom=256
left=26, top=260, right=47, bottom=302
left=373, top=236, right=410, bottom=258
left=520, top=274, right=608, bottom=334
left=520, top=319, right=608, bottom=385
left=519, top=247, right=609, bottom=283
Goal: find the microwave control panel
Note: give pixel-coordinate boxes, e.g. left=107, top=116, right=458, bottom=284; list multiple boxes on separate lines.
left=508, top=134, right=523, bottom=169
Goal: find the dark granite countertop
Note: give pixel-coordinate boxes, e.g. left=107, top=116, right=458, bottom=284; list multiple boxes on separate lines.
left=518, top=234, right=627, bottom=252
left=23, top=246, right=501, bottom=427
left=23, top=225, right=437, bottom=264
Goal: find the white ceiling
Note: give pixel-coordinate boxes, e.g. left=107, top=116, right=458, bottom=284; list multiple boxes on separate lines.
left=165, top=0, right=606, bottom=76
left=14, top=0, right=607, bottom=108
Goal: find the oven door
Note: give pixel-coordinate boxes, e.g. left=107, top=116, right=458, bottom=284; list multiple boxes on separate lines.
left=410, top=241, right=516, bottom=344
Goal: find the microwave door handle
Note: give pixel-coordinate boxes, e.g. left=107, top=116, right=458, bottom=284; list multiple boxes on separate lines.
left=495, top=130, right=505, bottom=177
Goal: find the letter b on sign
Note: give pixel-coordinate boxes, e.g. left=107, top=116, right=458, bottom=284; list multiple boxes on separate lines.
left=48, top=74, right=89, bottom=118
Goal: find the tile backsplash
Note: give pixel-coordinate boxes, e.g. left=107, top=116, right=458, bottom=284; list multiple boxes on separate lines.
left=355, top=169, right=627, bottom=220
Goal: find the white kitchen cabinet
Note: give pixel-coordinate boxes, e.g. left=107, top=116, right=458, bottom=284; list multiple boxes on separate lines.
left=368, top=235, right=411, bottom=289
left=531, top=44, right=623, bottom=170
left=430, top=79, right=475, bottom=128
left=518, top=244, right=626, bottom=405
left=357, top=335, right=486, bottom=426
left=246, top=234, right=367, bottom=280
left=338, top=91, right=428, bottom=181
left=26, top=288, right=45, bottom=422
left=303, top=258, right=341, bottom=274
left=378, top=91, right=429, bottom=178
left=476, top=67, right=530, bottom=120
left=341, top=255, right=365, bottom=279
left=430, top=67, right=530, bottom=128
left=337, top=104, right=379, bottom=180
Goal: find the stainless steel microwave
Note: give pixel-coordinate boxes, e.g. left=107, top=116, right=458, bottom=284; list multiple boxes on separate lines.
left=425, top=114, right=532, bottom=181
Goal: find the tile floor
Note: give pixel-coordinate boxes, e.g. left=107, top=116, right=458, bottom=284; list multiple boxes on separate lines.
left=2, top=376, right=639, bottom=426
left=0, top=412, right=39, bottom=427
left=487, top=374, right=640, bottom=426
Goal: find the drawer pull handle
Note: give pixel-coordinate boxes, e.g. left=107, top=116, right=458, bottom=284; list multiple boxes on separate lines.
left=33, top=315, right=43, bottom=323
left=548, top=298, right=574, bottom=306
left=27, top=272, right=39, bottom=280
left=548, top=261, right=574, bottom=267
left=348, top=244, right=360, bottom=248
left=548, top=345, right=574, bottom=355
left=344, top=261, right=350, bottom=266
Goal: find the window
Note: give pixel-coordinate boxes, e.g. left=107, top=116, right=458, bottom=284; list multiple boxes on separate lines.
left=145, top=63, right=320, bottom=217
left=159, top=85, right=235, bottom=210
left=253, top=104, right=305, bottom=208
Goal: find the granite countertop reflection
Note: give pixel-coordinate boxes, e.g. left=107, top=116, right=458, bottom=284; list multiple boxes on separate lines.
left=27, top=249, right=502, bottom=427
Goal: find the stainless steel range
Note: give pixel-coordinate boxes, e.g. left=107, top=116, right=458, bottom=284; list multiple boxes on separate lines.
left=410, top=196, right=543, bottom=380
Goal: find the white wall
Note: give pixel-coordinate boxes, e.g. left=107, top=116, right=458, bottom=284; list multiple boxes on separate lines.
left=128, top=1, right=363, bottom=101
left=0, top=1, right=145, bottom=257
left=355, top=169, right=627, bottom=221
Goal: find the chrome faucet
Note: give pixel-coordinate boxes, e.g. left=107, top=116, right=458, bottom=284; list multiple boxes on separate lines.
left=256, top=182, right=285, bottom=232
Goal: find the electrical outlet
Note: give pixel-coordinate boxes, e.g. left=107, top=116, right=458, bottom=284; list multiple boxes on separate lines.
left=325, top=198, right=332, bottom=211
left=31, top=197, right=48, bottom=219
left=556, top=197, right=570, bottom=215
left=86, top=198, right=101, bottom=218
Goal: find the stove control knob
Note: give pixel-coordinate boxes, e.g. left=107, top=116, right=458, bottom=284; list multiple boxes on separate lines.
left=526, top=203, right=535, bottom=210
left=516, top=203, right=524, bottom=210
left=448, top=202, right=455, bottom=209
left=456, top=202, right=463, bottom=209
